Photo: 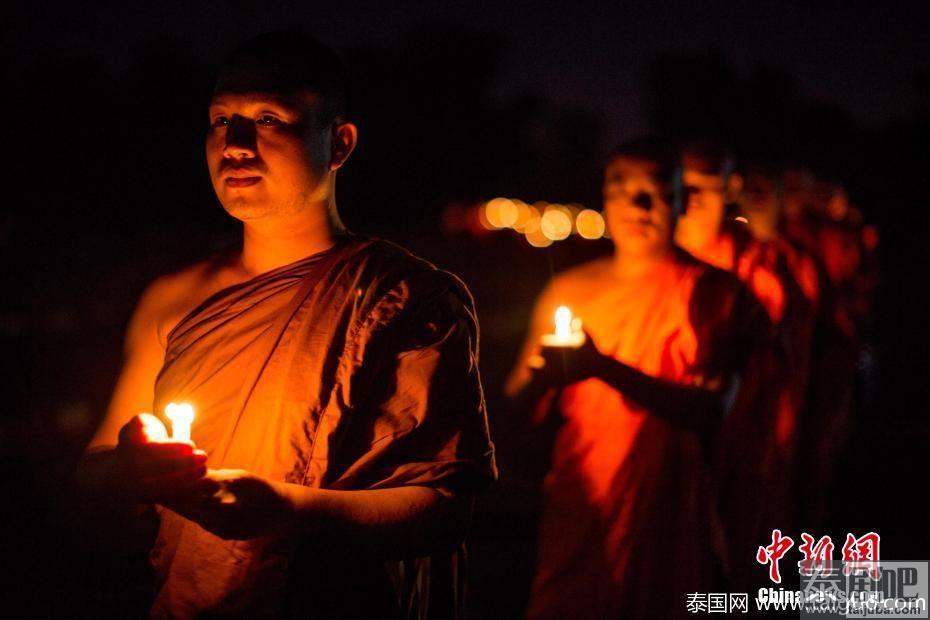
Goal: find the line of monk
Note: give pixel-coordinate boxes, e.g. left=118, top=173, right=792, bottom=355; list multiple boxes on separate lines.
left=505, top=139, right=875, bottom=617
left=76, top=31, right=875, bottom=619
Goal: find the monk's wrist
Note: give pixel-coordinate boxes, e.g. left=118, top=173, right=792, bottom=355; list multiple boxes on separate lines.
left=592, top=351, right=616, bottom=381
left=276, top=481, right=325, bottom=538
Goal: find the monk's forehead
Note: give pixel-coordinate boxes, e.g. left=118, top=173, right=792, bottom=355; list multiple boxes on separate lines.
left=213, top=53, right=324, bottom=99
left=209, top=90, right=320, bottom=111
left=682, top=153, right=723, bottom=176
left=605, top=156, right=662, bottom=181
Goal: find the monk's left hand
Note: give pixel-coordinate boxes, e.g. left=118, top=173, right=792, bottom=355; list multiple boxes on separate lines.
left=163, top=469, right=295, bottom=540
left=532, top=330, right=607, bottom=386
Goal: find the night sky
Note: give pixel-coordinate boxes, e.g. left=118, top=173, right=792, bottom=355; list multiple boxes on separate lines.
left=19, top=1, right=930, bottom=142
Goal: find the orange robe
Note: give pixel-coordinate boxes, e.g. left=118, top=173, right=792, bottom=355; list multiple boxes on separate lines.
left=526, top=249, right=772, bottom=619
left=692, top=220, right=786, bottom=325
left=148, top=236, right=497, bottom=618
left=698, top=222, right=822, bottom=454
left=687, top=222, right=814, bottom=586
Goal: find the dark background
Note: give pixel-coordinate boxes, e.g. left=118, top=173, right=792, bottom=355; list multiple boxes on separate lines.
left=8, top=1, right=930, bottom=615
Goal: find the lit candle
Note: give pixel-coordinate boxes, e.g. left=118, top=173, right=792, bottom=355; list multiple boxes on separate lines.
left=540, top=305, right=585, bottom=348
left=138, top=413, right=169, bottom=442
left=164, top=402, right=195, bottom=443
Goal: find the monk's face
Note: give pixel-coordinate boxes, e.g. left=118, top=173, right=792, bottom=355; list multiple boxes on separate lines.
left=737, top=171, right=780, bottom=240
left=603, top=157, right=674, bottom=258
left=206, top=89, right=333, bottom=221
left=675, top=167, right=726, bottom=253
left=783, top=168, right=812, bottom=221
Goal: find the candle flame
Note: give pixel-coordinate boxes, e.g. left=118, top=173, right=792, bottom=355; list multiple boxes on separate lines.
left=540, top=304, right=585, bottom=348
left=554, top=305, right=573, bottom=339
left=138, top=413, right=169, bottom=442
left=165, top=402, right=195, bottom=443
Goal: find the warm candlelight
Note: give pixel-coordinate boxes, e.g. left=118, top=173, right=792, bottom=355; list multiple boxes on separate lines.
left=164, top=402, right=195, bottom=443
left=138, top=413, right=169, bottom=442
left=541, top=305, right=585, bottom=348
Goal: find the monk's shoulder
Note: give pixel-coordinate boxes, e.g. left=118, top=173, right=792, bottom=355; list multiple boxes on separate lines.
left=350, top=238, right=476, bottom=320
left=688, top=253, right=772, bottom=339
left=139, top=254, right=238, bottom=345
left=683, top=252, right=748, bottom=315
left=359, top=239, right=470, bottom=296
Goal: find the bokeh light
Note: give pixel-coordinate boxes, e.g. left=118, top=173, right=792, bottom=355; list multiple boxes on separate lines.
left=575, top=209, right=606, bottom=239
left=540, top=207, right=572, bottom=241
left=484, top=197, right=518, bottom=229
left=523, top=214, right=553, bottom=247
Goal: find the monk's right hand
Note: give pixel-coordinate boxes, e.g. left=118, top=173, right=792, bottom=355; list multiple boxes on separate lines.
left=116, top=415, right=208, bottom=504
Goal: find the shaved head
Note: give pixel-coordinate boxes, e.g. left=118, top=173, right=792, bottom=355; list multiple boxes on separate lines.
left=214, top=31, right=349, bottom=125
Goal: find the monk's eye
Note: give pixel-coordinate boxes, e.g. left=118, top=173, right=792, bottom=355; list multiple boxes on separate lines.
left=210, top=116, right=229, bottom=129
left=256, top=114, right=282, bottom=127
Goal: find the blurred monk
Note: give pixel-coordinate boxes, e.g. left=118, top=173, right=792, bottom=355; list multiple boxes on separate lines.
left=675, top=140, right=786, bottom=322
left=674, top=141, right=801, bottom=590
left=507, top=138, right=774, bottom=619
left=77, top=32, right=496, bottom=618
left=785, top=172, right=876, bottom=526
left=676, top=142, right=818, bottom=560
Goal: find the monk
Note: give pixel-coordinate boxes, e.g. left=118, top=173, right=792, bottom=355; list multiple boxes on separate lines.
left=735, top=162, right=852, bottom=531
left=77, top=33, right=496, bottom=618
left=736, top=161, right=822, bottom=311
left=507, top=138, right=774, bottom=619
left=675, top=141, right=786, bottom=322
left=674, top=142, right=807, bottom=592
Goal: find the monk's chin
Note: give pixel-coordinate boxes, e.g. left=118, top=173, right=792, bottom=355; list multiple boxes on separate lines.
left=220, top=200, right=280, bottom=221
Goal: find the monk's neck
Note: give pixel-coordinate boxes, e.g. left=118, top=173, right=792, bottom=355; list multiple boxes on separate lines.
left=612, top=246, right=673, bottom=281
left=693, top=228, right=729, bottom=261
left=239, top=206, right=345, bottom=277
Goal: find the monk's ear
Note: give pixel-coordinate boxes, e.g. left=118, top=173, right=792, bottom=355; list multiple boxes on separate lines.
left=329, top=121, right=358, bottom=171
left=726, top=173, right=744, bottom=203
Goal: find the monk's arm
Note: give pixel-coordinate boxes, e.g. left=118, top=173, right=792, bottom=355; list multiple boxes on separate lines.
left=77, top=277, right=202, bottom=505
left=590, top=355, right=727, bottom=437
left=277, top=483, right=471, bottom=560
left=78, top=284, right=158, bottom=500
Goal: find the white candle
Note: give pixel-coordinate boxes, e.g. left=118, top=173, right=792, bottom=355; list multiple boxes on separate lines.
left=540, top=305, right=585, bottom=348
left=165, top=402, right=195, bottom=443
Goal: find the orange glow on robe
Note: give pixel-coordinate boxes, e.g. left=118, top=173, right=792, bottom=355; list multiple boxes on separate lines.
left=686, top=221, right=819, bottom=452
left=687, top=219, right=786, bottom=324
left=148, top=237, right=497, bottom=617
left=524, top=249, right=772, bottom=619
left=680, top=221, right=820, bottom=588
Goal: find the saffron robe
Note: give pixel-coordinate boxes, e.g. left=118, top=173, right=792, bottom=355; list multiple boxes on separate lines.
left=686, top=222, right=811, bottom=587
left=525, top=249, right=773, bottom=619
left=148, top=236, right=497, bottom=618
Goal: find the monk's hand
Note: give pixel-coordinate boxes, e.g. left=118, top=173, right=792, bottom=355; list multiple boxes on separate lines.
left=116, top=414, right=208, bottom=504
left=531, top=330, right=606, bottom=386
left=164, top=469, right=295, bottom=541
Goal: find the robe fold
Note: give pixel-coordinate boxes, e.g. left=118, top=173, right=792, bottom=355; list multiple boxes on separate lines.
left=525, top=249, right=773, bottom=620
left=147, top=236, right=497, bottom=619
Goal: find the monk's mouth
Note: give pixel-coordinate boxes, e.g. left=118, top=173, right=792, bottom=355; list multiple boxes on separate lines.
left=225, top=177, right=262, bottom=188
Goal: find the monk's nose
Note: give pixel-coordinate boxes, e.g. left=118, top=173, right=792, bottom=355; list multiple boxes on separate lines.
left=632, top=191, right=653, bottom=212
left=223, top=115, right=258, bottom=159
